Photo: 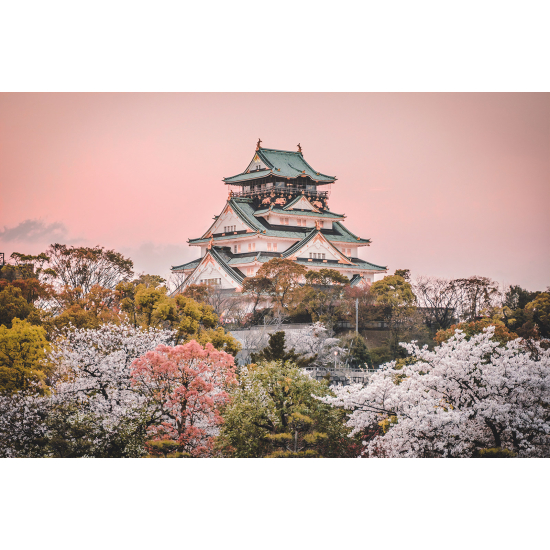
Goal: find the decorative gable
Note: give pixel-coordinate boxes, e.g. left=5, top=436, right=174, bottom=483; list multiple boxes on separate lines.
left=204, top=204, right=249, bottom=237
left=287, top=232, right=352, bottom=264
left=185, top=251, right=242, bottom=290
left=283, top=195, right=320, bottom=212
left=245, top=153, right=269, bottom=173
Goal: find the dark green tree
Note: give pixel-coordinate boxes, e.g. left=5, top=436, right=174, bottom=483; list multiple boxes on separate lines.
left=250, top=331, right=311, bottom=367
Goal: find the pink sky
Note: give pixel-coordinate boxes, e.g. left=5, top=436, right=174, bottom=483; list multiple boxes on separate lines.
left=0, top=93, right=548, bottom=290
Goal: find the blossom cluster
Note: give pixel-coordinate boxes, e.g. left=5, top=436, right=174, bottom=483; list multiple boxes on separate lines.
left=320, top=327, right=550, bottom=457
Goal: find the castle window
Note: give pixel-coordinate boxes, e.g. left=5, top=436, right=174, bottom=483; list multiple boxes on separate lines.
left=248, top=243, right=255, bottom=252
left=273, top=243, right=277, bottom=251
left=200, top=278, right=221, bottom=286
left=234, top=245, right=237, bottom=253
left=267, top=243, right=272, bottom=252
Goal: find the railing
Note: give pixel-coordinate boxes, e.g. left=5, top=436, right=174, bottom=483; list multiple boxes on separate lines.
left=230, top=188, right=329, bottom=200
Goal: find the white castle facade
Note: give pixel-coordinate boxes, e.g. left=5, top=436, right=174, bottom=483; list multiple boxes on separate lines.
left=172, top=142, right=386, bottom=292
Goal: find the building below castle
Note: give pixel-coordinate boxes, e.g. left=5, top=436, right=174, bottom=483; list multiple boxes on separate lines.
left=172, top=141, right=386, bottom=292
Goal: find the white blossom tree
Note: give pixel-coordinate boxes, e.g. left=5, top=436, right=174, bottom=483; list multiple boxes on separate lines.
left=0, top=323, right=175, bottom=457
left=320, top=327, right=550, bottom=457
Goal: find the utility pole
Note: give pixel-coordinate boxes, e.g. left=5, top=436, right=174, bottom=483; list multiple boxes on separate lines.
left=355, top=298, right=359, bottom=335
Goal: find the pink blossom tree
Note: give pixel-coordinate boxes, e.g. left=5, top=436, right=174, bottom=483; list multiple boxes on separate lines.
left=130, top=340, right=237, bottom=457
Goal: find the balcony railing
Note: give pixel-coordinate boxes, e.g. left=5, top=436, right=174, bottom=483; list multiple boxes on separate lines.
left=230, top=188, right=329, bottom=199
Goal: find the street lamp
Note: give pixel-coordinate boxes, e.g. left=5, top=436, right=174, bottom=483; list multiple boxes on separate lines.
left=334, top=350, right=338, bottom=370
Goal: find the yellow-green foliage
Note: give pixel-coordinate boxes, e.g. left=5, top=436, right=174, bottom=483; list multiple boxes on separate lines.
left=117, top=280, right=240, bottom=355
left=217, top=361, right=356, bottom=458
left=0, top=318, right=52, bottom=395
left=477, top=447, right=517, bottom=458
left=0, top=286, right=36, bottom=328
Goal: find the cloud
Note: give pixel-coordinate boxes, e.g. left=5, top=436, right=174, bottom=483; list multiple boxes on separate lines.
left=0, top=219, right=71, bottom=243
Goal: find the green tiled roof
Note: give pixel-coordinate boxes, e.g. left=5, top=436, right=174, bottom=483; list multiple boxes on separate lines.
left=172, top=258, right=201, bottom=271
left=191, top=197, right=370, bottom=246
left=224, top=148, right=335, bottom=184
left=349, top=258, right=387, bottom=271
left=254, top=207, right=344, bottom=219
left=282, top=229, right=319, bottom=258
left=209, top=247, right=245, bottom=283
left=294, top=260, right=384, bottom=270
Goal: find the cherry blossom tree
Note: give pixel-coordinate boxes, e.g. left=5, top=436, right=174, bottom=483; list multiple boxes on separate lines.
left=321, top=327, right=550, bottom=457
left=130, top=340, right=237, bottom=457
left=45, top=323, right=175, bottom=457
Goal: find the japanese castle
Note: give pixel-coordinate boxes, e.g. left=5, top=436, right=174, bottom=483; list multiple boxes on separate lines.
left=172, top=141, right=386, bottom=291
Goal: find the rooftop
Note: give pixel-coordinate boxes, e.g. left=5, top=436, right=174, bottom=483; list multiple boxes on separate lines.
left=223, top=146, right=336, bottom=185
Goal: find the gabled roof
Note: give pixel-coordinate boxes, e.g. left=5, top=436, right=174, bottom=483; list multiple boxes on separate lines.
left=282, top=194, right=319, bottom=211
left=178, top=247, right=245, bottom=287
left=223, top=147, right=336, bottom=184
left=208, top=247, right=246, bottom=284
left=282, top=228, right=352, bottom=264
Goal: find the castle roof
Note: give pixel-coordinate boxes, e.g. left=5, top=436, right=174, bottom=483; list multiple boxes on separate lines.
left=190, top=197, right=370, bottom=246
left=223, top=147, right=336, bottom=185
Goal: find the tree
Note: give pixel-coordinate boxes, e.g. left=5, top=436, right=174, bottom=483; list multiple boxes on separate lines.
left=285, top=322, right=343, bottom=368
left=321, top=327, right=550, bottom=457
left=453, top=276, right=501, bottom=322
left=298, top=268, right=349, bottom=328
left=413, top=276, right=460, bottom=330
left=217, top=360, right=359, bottom=458
left=342, top=284, right=383, bottom=331
left=44, top=243, right=134, bottom=298
left=255, top=258, right=307, bottom=314
left=130, top=340, right=237, bottom=457
left=0, top=319, right=52, bottom=395
left=241, top=276, right=273, bottom=323
left=115, top=280, right=240, bottom=354
left=181, top=283, right=210, bottom=303
left=394, top=269, right=411, bottom=281
left=45, top=323, right=174, bottom=457
left=48, top=284, right=123, bottom=331
left=370, top=274, right=428, bottom=359
left=435, top=318, right=518, bottom=346
left=0, top=285, right=37, bottom=328
left=339, top=333, right=372, bottom=369
left=250, top=331, right=312, bottom=367
left=525, top=292, right=550, bottom=339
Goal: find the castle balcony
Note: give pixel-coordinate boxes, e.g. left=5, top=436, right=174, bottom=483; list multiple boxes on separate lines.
left=230, top=187, right=329, bottom=200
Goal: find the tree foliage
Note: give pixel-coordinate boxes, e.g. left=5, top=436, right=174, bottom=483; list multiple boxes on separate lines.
left=322, top=327, right=550, bottom=457
left=44, top=244, right=134, bottom=297
left=0, top=319, right=52, bottom=395
left=217, top=361, right=359, bottom=458
left=131, top=340, right=237, bottom=457
left=255, top=258, right=307, bottom=314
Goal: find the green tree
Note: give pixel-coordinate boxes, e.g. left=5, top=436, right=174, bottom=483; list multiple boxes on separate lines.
left=217, top=361, right=359, bottom=458
left=0, top=319, right=52, bottom=395
left=371, top=274, right=427, bottom=359
left=250, top=331, right=311, bottom=367
left=340, top=333, right=372, bottom=369
left=255, top=258, right=307, bottom=314
left=525, top=292, right=550, bottom=339
left=0, top=285, right=37, bottom=328
left=298, top=268, right=349, bottom=328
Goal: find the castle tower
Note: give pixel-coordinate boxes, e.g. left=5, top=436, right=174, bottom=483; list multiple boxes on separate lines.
left=171, top=142, right=386, bottom=291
